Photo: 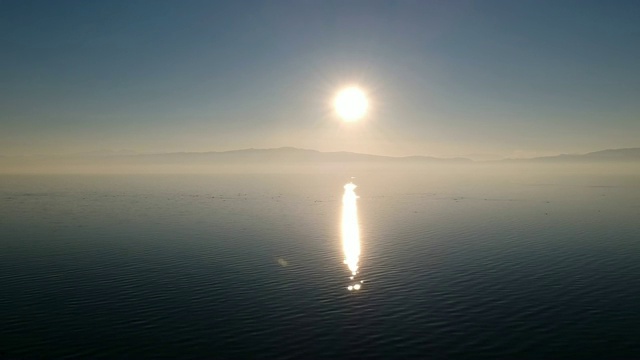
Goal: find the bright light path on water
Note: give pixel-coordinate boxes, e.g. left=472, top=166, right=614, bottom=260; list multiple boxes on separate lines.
left=342, top=182, right=362, bottom=290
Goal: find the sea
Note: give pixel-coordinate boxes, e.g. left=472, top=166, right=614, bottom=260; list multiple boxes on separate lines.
left=1, top=164, right=639, bottom=359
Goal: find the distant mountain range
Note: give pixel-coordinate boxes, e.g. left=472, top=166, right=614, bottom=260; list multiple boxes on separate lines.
left=66, top=146, right=640, bottom=163
left=1, top=147, right=639, bottom=172
left=110, top=147, right=473, bottom=164
left=504, top=148, right=640, bottom=162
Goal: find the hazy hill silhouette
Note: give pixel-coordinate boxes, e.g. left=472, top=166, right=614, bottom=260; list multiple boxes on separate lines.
left=124, top=147, right=472, bottom=164
left=508, top=148, right=640, bottom=162
left=2, top=147, right=639, bottom=173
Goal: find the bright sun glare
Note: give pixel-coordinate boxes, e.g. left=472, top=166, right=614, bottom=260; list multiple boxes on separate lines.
left=334, top=87, right=369, bottom=122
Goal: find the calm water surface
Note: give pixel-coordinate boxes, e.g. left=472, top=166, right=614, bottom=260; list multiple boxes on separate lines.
left=1, top=169, right=639, bottom=358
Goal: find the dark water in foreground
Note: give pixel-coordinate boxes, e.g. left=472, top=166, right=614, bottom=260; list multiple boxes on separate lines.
left=1, top=168, right=639, bottom=359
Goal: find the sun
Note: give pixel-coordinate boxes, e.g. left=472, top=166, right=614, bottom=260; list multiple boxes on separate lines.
left=334, top=86, right=369, bottom=122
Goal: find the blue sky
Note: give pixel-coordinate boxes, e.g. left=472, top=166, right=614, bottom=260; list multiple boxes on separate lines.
left=1, top=0, right=639, bottom=158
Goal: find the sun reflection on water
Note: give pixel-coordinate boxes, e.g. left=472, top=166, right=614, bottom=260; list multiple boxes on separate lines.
left=342, top=182, right=362, bottom=291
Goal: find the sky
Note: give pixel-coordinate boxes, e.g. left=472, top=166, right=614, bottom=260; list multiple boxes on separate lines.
left=1, top=0, right=639, bottom=159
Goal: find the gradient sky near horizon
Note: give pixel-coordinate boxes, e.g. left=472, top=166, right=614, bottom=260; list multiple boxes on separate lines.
left=2, top=0, right=639, bottom=159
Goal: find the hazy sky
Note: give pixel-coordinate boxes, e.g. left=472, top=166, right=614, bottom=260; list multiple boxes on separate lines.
left=2, top=0, right=639, bottom=159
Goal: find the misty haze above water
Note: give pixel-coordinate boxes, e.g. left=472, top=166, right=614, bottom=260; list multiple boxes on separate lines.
left=1, top=147, right=639, bottom=174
